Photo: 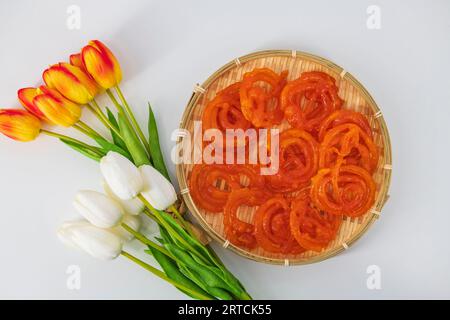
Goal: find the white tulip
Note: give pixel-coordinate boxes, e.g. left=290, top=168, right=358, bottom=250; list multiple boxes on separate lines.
left=57, top=220, right=87, bottom=251
left=73, top=190, right=123, bottom=228
left=111, top=214, right=141, bottom=242
left=139, top=165, right=177, bottom=210
left=57, top=220, right=123, bottom=260
left=102, top=180, right=144, bottom=215
left=100, top=151, right=143, bottom=200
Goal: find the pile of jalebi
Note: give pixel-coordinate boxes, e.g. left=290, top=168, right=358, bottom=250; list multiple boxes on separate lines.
left=189, top=68, right=378, bottom=254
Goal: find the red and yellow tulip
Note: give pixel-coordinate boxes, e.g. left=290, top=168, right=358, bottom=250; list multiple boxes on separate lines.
left=18, top=87, right=48, bottom=121
left=69, top=53, right=84, bottom=70
left=43, top=62, right=99, bottom=105
left=81, top=40, right=122, bottom=89
left=33, top=86, right=82, bottom=127
left=0, top=109, right=41, bottom=142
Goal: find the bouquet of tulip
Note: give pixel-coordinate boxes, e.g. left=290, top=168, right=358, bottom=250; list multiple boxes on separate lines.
left=0, top=40, right=251, bottom=300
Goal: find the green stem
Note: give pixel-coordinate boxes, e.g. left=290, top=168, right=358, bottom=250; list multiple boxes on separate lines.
left=169, top=204, right=192, bottom=235
left=121, top=251, right=212, bottom=300
left=143, top=208, right=159, bottom=223
left=40, top=129, right=103, bottom=156
left=138, top=195, right=210, bottom=265
left=85, top=103, right=109, bottom=129
left=121, top=222, right=174, bottom=259
left=114, top=85, right=152, bottom=156
left=76, top=120, right=105, bottom=139
left=89, top=100, right=124, bottom=139
left=72, top=123, right=92, bottom=137
left=106, top=89, right=130, bottom=122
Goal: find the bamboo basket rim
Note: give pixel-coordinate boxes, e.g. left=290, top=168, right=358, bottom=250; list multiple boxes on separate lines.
left=176, top=49, right=392, bottom=266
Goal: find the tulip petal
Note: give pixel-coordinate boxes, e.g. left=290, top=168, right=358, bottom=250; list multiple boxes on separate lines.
left=69, top=53, right=84, bottom=69
left=102, top=179, right=144, bottom=215
left=73, top=190, right=124, bottom=228
left=58, top=220, right=123, bottom=260
left=57, top=220, right=88, bottom=250
left=82, top=40, right=122, bottom=89
left=33, top=86, right=81, bottom=127
left=100, top=151, right=144, bottom=200
left=43, top=63, right=99, bottom=104
left=140, top=165, right=177, bottom=210
left=17, top=88, right=48, bottom=120
left=0, top=109, right=41, bottom=142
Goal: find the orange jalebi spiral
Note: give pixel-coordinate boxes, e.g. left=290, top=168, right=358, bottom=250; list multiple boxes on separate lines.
left=310, top=164, right=376, bottom=217
left=290, top=191, right=342, bottom=252
left=189, top=164, right=265, bottom=213
left=318, top=109, right=372, bottom=141
left=254, top=196, right=305, bottom=254
left=223, top=188, right=269, bottom=249
left=240, top=68, right=288, bottom=128
left=265, top=128, right=319, bottom=193
left=280, top=71, right=343, bottom=134
left=319, top=123, right=379, bottom=173
left=202, top=82, right=251, bottom=132
left=202, top=82, right=254, bottom=163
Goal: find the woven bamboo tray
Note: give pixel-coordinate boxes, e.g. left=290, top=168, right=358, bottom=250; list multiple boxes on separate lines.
left=176, top=50, right=392, bottom=265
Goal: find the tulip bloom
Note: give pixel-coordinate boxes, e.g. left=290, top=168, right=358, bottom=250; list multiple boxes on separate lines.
left=43, top=62, right=99, bottom=104
left=17, top=88, right=48, bottom=120
left=57, top=220, right=123, bottom=260
left=33, top=86, right=81, bottom=127
left=139, top=165, right=177, bottom=210
left=0, top=109, right=41, bottom=142
left=69, top=53, right=85, bottom=70
left=100, top=151, right=144, bottom=200
left=73, top=190, right=124, bottom=228
left=102, top=180, right=144, bottom=215
left=81, top=40, right=122, bottom=89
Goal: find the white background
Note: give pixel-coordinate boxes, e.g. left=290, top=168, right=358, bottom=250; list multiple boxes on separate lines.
left=0, top=0, right=449, bottom=299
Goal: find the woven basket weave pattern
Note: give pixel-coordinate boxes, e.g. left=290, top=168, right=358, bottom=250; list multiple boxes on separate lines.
left=177, top=50, right=392, bottom=265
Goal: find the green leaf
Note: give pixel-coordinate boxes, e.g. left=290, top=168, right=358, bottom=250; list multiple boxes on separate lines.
left=106, top=108, right=128, bottom=151
left=159, top=226, right=173, bottom=245
left=147, top=103, right=171, bottom=181
left=159, top=211, right=220, bottom=267
left=159, top=211, right=248, bottom=298
left=179, top=264, right=210, bottom=293
left=148, top=247, right=213, bottom=300
left=118, top=112, right=151, bottom=166
left=59, top=138, right=104, bottom=162
left=92, top=134, right=132, bottom=161
left=165, top=244, right=234, bottom=297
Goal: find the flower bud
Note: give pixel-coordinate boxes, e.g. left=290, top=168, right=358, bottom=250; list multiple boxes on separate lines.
left=100, top=151, right=143, bottom=200
left=33, top=86, right=81, bottom=127
left=139, top=165, right=177, bottom=210
left=81, top=40, right=122, bottom=89
left=102, top=179, right=144, bottom=215
left=0, top=109, right=41, bottom=142
left=43, top=62, right=99, bottom=104
left=73, top=190, right=123, bottom=228
left=57, top=220, right=123, bottom=260
left=17, top=88, right=48, bottom=120
left=69, top=53, right=84, bottom=70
